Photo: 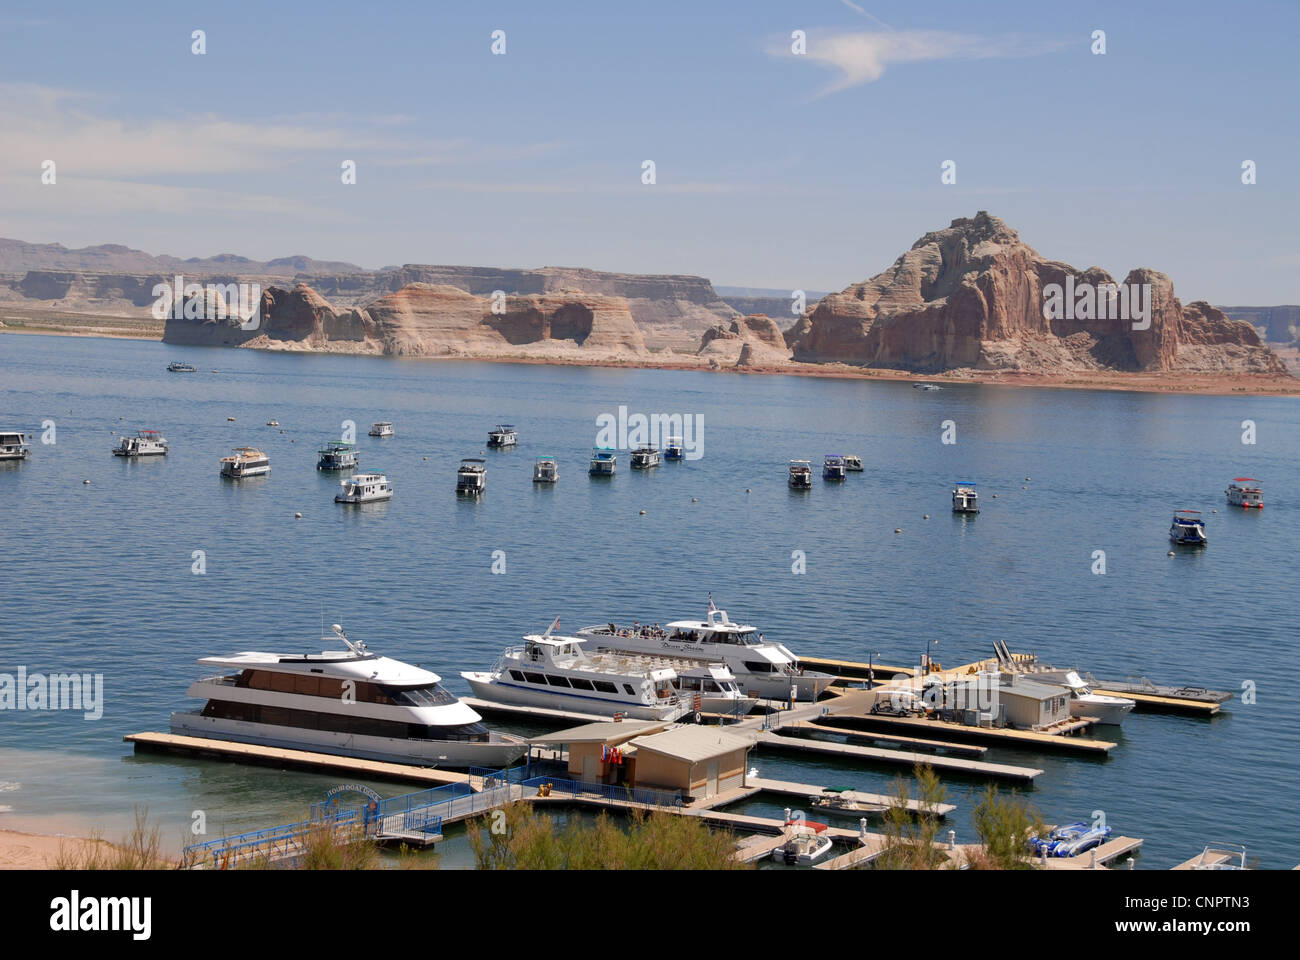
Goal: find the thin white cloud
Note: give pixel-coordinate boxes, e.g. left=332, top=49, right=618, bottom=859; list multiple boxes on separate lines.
left=772, top=30, right=1067, bottom=97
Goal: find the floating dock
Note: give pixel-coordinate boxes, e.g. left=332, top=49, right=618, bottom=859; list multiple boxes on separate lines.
left=782, top=720, right=989, bottom=758
left=753, top=730, right=1043, bottom=783
left=747, top=776, right=954, bottom=818
left=1090, top=687, right=1225, bottom=716
left=817, top=713, right=1116, bottom=756
left=1037, top=836, right=1144, bottom=869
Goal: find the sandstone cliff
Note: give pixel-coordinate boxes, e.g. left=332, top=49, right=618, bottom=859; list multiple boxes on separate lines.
left=697, top=315, right=793, bottom=365
left=788, top=212, right=1283, bottom=375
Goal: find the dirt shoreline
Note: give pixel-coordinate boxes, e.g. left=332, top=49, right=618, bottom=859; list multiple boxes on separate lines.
left=4, top=325, right=1298, bottom=397
left=0, top=828, right=110, bottom=869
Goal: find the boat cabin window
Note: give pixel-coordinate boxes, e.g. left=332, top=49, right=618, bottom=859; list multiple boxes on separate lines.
left=569, top=677, right=595, bottom=691
left=508, top=670, right=526, bottom=682
left=744, top=661, right=778, bottom=674
left=385, top=683, right=458, bottom=708
left=524, top=672, right=546, bottom=685
left=593, top=681, right=618, bottom=693
left=200, top=701, right=489, bottom=741
left=623, top=684, right=636, bottom=695
left=545, top=675, right=571, bottom=687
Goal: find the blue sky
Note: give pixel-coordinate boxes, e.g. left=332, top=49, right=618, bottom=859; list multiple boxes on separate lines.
left=1, top=0, right=1296, bottom=302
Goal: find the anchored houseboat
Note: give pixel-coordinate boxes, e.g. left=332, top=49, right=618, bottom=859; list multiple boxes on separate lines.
left=532, top=456, right=558, bottom=483
left=487, top=424, right=517, bottom=447
left=461, top=628, right=690, bottom=721
left=369, top=421, right=395, bottom=438
left=335, top=472, right=393, bottom=504
left=590, top=447, right=617, bottom=476
left=0, top=431, right=30, bottom=461
left=113, top=429, right=168, bottom=457
left=171, top=624, right=528, bottom=768
left=317, top=441, right=359, bottom=471
left=220, top=447, right=270, bottom=479
left=844, top=455, right=863, bottom=472
left=579, top=606, right=836, bottom=702
left=788, top=460, right=813, bottom=489
left=664, top=437, right=685, bottom=461
left=456, top=458, right=487, bottom=495
left=167, top=361, right=197, bottom=373
left=1225, top=478, right=1263, bottom=509
left=1170, top=510, right=1207, bottom=545
left=823, top=455, right=847, bottom=480
left=952, top=481, right=979, bottom=514
left=631, top=446, right=661, bottom=469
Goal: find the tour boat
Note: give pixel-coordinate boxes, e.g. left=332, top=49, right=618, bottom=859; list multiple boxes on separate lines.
left=113, top=429, right=168, bottom=458
left=670, top=663, right=759, bottom=716
left=532, top=456, right=558, bottom=483
left=788, top=460, right=812, bottom=489
left=772, top=818, right=833, bottom=866
left=369, top=421, right=395, bottom=438
left=589, top=447, right=617, bottom=476
left=630, top=446, right=661, bottom=469
left=456, top=457, right=487, bottom=495
left=1225, top=478, right=1263, bottom=509
left=579, top=604, right=836, bottom=702
left=0, top=431, right=30, bottom=461
left=664, top=437, right=685, bottom=461
left=487, top=424, right=517, bottom=447
left=1028, top=821, right=1112, bottom=858
left=461, top=627, right=691, bottom=721
left=952, top=482, right=979, bottom=514
left=335, top=472, right=393, bottom=504
left=220, top=446, right=270, bottom=479
left=167, top=361, right=197, bottom=373
left=170, top=624, right=528, bottom=768
left=1170, top=510, right=1207, bottom=545
left=317, top=441, right=359, bottom=471
left=823, top=455, right=846, bottom=480
left=844, top=455, right=863, bottom=472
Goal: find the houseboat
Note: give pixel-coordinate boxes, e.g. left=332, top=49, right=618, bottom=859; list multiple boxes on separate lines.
left=1170, top=510, right=1207, bottom=545
left=317, top=441, right=359, bottom=471
left=456, top=458, right=487, bottom=495
left=170, top=624, right=528, bottom=768
left=952, top=482, right=979, bottom=514
left=590, top=447, right=617, bottom=476
left=487, top=424, right=517, bottom=447
left=113, top=429, right=168, bottom=458
left=1225, top=478, right=1263, bottom=509
left=844, top=455, right=863, bottom=472
left=0, top=431, right=30, bottom=461
left=788, top=460, right=812, bottom=489
left=335, top=472, right=393, bottom=504
left=219, top=446, right=270, bottom=479
left=461, top=629, right=691, bottom=721
left=579, top=605, right=836, bottom=702
left=823, top=455, right=847, bottom=480
left=630, top=446, right=661, bottom=469
left=167, top=361, right=197, bottom=373
left=369, top=421, right=395, bottom=438
left=664, top=437, right=685, bottom=461
left=532, top=456, right=558, bottom=483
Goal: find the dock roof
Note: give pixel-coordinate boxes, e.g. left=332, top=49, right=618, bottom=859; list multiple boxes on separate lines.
left=627, top=726, right=753, bottom=764
left=527, top=719, right=666, bottom=745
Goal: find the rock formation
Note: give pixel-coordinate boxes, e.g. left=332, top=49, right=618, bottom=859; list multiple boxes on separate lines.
left=697, top=315, right=793, bottom=365
left=789, top=212, right=1284, bottom=375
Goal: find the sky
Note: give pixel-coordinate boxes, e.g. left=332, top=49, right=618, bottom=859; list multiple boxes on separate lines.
left=0, top=0, right=1297, bottom=302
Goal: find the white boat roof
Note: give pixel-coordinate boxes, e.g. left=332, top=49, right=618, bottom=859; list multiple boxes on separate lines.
left=665, top=618, right=757, bottom=633
left=197, top=649, right=440, bottom=686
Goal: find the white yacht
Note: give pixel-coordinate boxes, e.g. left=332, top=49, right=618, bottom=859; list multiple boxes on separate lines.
left=336, top=472, right=393, bottom=504
left=317, top=441, right=359, bottom=471
left=462, top=628, right=690, bottom=721
left=952, top=481, right=979, bottom=514
left=630, top=447, right=661, bottom=469
left=589, top=447, right=617, bottom=476
left=456, top=458, right=487, bottom=495
left=220, top=446, right=270, bottom=479
left=671, top=663, right=758, bottom=716
left=113, top=429, right=168, bottom=458
left=487, top=424, right=517, bottom=447
left=0, top=431, right=31, bottom=461
left=664, top=437, right=685, bottom=461
left=1020, top=668, right=1135, bottom=725
left=579, top=606, right=836, bottom=702
left=788, top=460, right=812, bottom=489
left=844, top=455, right=863, bottom=472
left=170, top=624, right=529, bottom=768
left=823, top=455, right=846, bottom=480
left=533, top=456, right=558, bottom=483
left=369, top=421, right=395, bottom=438
left=1225, top=478, right=1263, bottom=509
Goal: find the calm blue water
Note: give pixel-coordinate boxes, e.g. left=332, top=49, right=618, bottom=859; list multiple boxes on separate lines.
left=1, top=333, right=1297, bottom=867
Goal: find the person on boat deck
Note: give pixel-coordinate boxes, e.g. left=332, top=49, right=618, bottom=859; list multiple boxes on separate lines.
left=608, top=623, right=616, bottom=633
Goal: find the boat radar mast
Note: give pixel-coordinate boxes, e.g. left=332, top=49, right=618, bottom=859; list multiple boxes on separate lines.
left=332, top=623, right=368, bottom=656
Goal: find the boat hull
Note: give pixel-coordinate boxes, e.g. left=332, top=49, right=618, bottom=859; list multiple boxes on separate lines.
left=1068, top=696, right=1135, bottom=726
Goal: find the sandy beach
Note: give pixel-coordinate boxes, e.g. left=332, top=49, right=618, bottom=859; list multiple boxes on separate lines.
left=0, top=828, right=113, bottom=869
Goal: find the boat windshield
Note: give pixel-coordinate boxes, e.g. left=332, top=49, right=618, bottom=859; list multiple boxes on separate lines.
left=384, top=683, right=459, bottom=707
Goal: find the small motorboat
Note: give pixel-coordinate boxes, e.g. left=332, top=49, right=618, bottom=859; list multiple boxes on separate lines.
left=266, top=419, right=279, bottom=427
left=952, top=481, right=979, bottom=514
left=664, top=437, right=685, bottom=461
left=788, top=459, right=812, bottom=489
left=772, top=817, right=833, bottom=866
left=913, top=382, right=940, bottom=391
left=1170, top=510, right=1207, bottom=545
left=823, top=455, right=846, bottom=481
left=369, top=421, right=395, bottom=438
left=1225, top=478, right=1263, bottom=509
left=532, top=456, right=558, bottom=483
left=167, top=361, right=197, bottom=373
left=844, top=455, right=863, bottom=472
left=1028, top=821, right=1111, bottom=858
left=811, top=787, right=886, bottom=818
left=487, top=424, right=517, bottom=447
left=457, top=458, right=487, bottom=495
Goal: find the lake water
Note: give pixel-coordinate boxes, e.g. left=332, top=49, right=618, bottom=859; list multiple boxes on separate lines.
left=1, top=332, right=1297, bottom=867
